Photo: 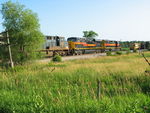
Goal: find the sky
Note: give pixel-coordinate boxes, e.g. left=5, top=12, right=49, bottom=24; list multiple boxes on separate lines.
left=0, top=0, right=150, bottom=41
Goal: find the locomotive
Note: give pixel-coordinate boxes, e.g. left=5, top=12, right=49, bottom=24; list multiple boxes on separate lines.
left=67, top=37, right=121, bottom=55
left=43, top=36, right=121, bottom=56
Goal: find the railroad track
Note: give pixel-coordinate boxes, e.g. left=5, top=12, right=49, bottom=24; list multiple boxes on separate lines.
left=38, top=53, right=106, bottom=63
left=38, top=49, right=149, bottom=63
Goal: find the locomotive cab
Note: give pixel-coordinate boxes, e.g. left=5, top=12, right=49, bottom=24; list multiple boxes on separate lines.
left=44, top=36, right=68, bottom=49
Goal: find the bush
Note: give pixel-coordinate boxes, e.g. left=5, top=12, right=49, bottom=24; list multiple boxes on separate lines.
left=116, top=51, right=122, bottom=55
left=52, top=55, right=62, bottom=62
left=106, top=51, right=112, bottom=56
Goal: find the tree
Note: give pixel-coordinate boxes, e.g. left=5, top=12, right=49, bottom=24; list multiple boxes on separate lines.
left=83, top=30, right=98, bottom=40
left=0, top=1, right=44, bottom=64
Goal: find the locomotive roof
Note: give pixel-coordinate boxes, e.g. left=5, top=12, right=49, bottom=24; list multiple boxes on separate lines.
left=67, top=37, right=120, bottom=42
left=95, top=39, right=120, bottom=42
left=68, top=37, right=84, bottom=39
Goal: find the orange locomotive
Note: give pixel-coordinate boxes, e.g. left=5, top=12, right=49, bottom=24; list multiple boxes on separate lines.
left=67, top=37, right=121, bottom=55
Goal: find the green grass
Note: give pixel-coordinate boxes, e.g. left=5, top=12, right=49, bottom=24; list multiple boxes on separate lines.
left=0, top=52, right=150, bottom=113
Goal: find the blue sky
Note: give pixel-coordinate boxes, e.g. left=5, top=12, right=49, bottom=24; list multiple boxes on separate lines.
left=0, top=0, right=150, bottom=41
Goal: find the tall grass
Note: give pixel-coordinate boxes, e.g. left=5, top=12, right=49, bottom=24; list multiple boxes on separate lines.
left=0, top=52, right=150, bottom=112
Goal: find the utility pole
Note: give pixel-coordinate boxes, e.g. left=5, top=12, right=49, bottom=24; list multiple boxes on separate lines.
left=6, top=31, right=14, bottom=68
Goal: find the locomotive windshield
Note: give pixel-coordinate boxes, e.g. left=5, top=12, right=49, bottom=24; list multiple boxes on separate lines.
left=67, top=37, right=78, bottom=42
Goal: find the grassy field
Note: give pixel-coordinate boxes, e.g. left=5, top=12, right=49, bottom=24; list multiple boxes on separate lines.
left=0, top=52, right=150, bottom=113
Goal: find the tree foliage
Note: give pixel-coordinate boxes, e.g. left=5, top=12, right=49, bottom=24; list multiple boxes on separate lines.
left=83, top=30, right=98, bottom=40
left=0, top=1, right=44, bottom=64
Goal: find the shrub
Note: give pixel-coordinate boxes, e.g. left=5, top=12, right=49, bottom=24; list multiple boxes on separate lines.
left=106, top=51, right=112, bottom=56
left=116, top=51, right=122, bottom=55
left=52, top=55, right=62, bottom=62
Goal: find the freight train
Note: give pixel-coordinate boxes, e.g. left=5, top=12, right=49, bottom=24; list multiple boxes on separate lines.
left=42, top=36, right=121, bottom=56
